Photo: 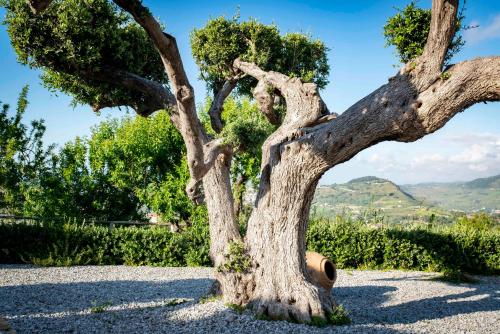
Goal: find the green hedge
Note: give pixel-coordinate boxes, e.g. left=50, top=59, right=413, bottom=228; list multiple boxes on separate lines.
left=306, top=218, right=500, bottom=274
left=0, top=221, right=211, bottom=267
left=1, top=218, right=498, bottom=274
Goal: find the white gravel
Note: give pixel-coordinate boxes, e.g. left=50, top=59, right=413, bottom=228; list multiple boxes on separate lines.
left=1, top=265, right=499, bottom=333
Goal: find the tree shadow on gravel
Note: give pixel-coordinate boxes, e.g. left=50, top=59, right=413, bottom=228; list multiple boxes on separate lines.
left=2, top=277, right=499, bottom=333
left=334, top=282, right=500, bottom=325
left=1, top=276, right=402, bottom=334
left=0, top=278, right=214, bottom=316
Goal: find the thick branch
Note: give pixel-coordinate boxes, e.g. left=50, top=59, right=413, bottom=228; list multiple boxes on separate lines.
left=234, top=59, right=327, bottom=127
left=89, top=67, right=175, bottom=116
left=412, top=0, right=459, bottom=89
left=112, top=1, right=195, bottom=104
left=299, top=56, right=500, bottom=173
left=253, top=80, right=281, bottom=125
left=209, top=78, right=238, bottom=133
left=186, top=139, right=232, bottom=200
left=234, top=59, right=291, bottom=93
left=112, top=1, right=226, bottom=190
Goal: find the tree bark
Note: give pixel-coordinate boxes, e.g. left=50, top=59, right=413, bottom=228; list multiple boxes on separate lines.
left=244, top=152, right=335, bottom=322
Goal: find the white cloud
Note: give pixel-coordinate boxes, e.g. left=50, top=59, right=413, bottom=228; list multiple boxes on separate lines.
left=322, top=133, right=500, bottom=185
left=412, top=153, right=445, bottom=167
left=448, top=135, right=500, bottom=173
left=464, top=14, right=500, bottom=45
left=449, top=144, right=491, bottom=163
left=446, top=133, right=500, bottom=146
left=365, top=152, right=403, bottom=172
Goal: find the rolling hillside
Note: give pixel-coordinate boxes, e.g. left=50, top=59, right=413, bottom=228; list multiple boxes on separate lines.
left=312, top=176, right=449, bottom=223
left=312, top=174, right=500, bottom=223
left=401, top=174, right=500, bottom=212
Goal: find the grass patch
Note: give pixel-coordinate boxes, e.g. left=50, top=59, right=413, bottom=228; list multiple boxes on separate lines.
left=225, top=303, right=245, bottom=314
left=328, top=305, right=351, bottom=325
left=309, top=305, right=351, bottom=327
left=165, top=298, right=189, bottom=306
left=90, top=301, right=112, bottom=313
left=199, top=294, right=220, bottom=304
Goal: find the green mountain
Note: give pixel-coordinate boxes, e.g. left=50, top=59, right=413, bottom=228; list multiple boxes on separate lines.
left=312, top=176, right=449, bottom=223
left=312, top=174, right=500, bottom=223
left=401, top=174, right=500, bottom=212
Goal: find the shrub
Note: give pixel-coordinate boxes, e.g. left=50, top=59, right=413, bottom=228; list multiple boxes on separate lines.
left=0, top=219, right=211, bottom=267
left=1, top=215, right=498, bottom=275
left=306, top=216, right=500, bottom=275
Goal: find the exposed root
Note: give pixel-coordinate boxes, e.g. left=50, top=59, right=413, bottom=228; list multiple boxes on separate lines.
left=247, top=280, right=336, bottom=324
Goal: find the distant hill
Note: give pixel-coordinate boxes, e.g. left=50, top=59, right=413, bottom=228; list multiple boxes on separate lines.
left=312, top=174, right=500, bottom=223
left=312, top=176, right=449, bottom=223
left=401, top=174, right=500, bottom=212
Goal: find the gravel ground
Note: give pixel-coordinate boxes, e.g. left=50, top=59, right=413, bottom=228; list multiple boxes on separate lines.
left=1, top=265, right=499, bottom=334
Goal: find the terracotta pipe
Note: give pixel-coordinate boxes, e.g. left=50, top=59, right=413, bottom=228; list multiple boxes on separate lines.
left=305, top=251, right=337, bottom=291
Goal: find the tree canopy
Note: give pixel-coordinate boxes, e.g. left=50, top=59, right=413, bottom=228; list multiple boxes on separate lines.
left=3, top=0, right=167, bottom=113
left=191, top=16, right=329, bottom=96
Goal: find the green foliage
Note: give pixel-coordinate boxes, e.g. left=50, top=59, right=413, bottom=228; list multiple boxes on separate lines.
left=86, top=110, right=190, bottom=221
left=191, top=16, right=329, bottom=96
left=280, top=33, right=330, bottom=87
left=200, top=97, right=274, bottom=182
left=309, top=307, right=351, bottom=328
left=383, top=1, right=464, bottom=64
left=306, top=216, right=500, bottom=274
left=0, top=86, right=53, bottom=214
left=440, top=71, right=451, bottom=80
left=27, top=236, right=94, bottom=266
left=90, top=301, right=113, bottom=313
left=0, top=219, right=211, bottom=267
left=3, top=0, right=166, bottom=110
left=328, top=305, right=352, bottom=326
left=200, top=96, right=274, bottom=224
left=217, top=240, right=251, bottom=273
left=23, top=111, right=192, bottom=222
left=218, top=98, right=275, bottom=155
left=433, top=269, right=479, bottom=284
left=226, top=303, right=245, bottom=314
left=2, top=214, right=498, bottom=275
left=456, top=213, right=494, bottom=231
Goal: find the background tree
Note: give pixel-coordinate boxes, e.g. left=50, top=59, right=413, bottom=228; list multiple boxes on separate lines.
left=24, top=111, right=195, bottom=223
left=0, top=86, right=53, bottom=214
left=3, top=0, right=499, bottom=324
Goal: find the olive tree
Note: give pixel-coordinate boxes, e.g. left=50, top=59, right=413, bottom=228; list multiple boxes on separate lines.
left=3, top=0, right=499, bottom=323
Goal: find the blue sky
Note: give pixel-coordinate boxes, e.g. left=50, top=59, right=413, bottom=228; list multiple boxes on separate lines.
left=1, top=0, right=499, bottom=184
